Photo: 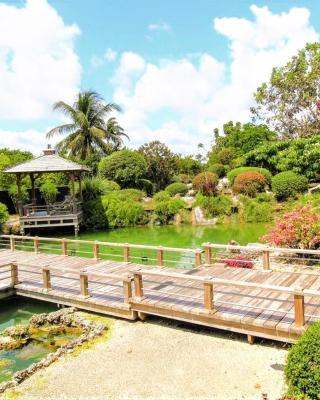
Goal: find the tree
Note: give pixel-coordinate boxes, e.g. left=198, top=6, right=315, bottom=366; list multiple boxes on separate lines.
left=208, top=121, right=276, bottom=163
left=251, top=43, right=320, bottom=138
left=175, top=155, right=202, bottom=176
left=138, top=141, right=176, bottom=190
left=0, top=149, right=33, bottom=190
left=46, top=91, right=128, bottom=160
left=98, top=149, right=147, bottom=188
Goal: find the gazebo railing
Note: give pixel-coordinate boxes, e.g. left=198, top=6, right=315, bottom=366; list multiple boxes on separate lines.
left=23, top=201, right=82, bottom=217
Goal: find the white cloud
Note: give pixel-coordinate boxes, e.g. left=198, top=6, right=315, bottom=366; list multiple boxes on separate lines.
left=104, top=48, right=117, bottom=61
left=112, top=5, right=319, bottom=154
left=0, top=0, right=81, bottom=120
left=148, top=22, right=171, bottom=32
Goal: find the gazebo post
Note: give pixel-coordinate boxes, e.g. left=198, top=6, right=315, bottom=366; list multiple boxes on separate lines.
left=16, top=174, right=23, bottom=216
left=30, top=173, right=36, bottom=206
left=78, top=174, right=83, bottom=201
left=70, top=173, right=76, bottom=213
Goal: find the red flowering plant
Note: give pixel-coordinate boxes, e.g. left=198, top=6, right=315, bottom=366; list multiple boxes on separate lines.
left=224, top=255, right=254, bottom=269
left=261, top=205, right=320, bottom=250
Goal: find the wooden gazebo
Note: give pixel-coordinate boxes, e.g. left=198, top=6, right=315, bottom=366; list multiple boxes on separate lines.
left=4, top=146, right=90, bottom=236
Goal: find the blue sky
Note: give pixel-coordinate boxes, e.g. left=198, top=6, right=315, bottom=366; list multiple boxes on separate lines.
left=1, top=0, right=320, bottom=154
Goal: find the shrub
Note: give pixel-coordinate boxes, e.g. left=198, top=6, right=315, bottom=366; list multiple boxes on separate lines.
left=195, top=194, right=232, bottom=218
left=233, top=171, right=266, bottom=197
left=153, top=191, right=170, bottom=202
left=0, top=202, right=9, bottom=231
left=243, top=200, right=273, bottom=223
left=285, top=321, right=320, bottom=399
left=208, top=163, right=227, bottom=178
left=165, top=182, right=188, bottom=197
left=101, top=191, right=145, bottom=227
left=192, top=172, right=219, bottom=196
left=78, top=177, right=109, bottom=201
left=137, top=179, right=153, bottom=196
left=104, top=180, right=120, bottom=192
left=224, top=255, right=254, bottom=269
left=81, top=199, right=108, bottom=230
left=172, top=174, right=193, bottom=184
left=154, top=198, right=185, bottom=224
left=261, top=205, right=320, bottom=249
left=98, top=149, right=147, bottom=188
left=40, top=181, right=58, bottom=204
left=272, top=171, right=308, bottom=200
left=227, top=167, right=272, bottom=185
left=8, top=184, right=29, bottom=213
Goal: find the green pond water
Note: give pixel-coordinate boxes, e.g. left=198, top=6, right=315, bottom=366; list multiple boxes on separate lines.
left=0, top=298, right=80, bottom=384
left=76, top=222, right=267, bottom=248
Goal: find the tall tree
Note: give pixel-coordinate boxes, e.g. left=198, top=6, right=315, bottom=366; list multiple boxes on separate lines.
left=138, top=141, right=176, bottom=190
left=251, top=43, right=320, bottom=139
left=46, top=91, right=128, bottom=160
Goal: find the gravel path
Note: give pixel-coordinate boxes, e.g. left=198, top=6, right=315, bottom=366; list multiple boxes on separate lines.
left=3, top=317, right=288, bottom=400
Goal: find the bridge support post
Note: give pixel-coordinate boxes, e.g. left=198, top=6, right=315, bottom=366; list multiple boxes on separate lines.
left=123, top=276, right=133, bottom=304
left=133, top=272, right=144, bottom=300
left=204, top=243, right=212, bottom=265
left=10, top=263, right=19, bottom=286
left=294, top=292, right=305, bottom=327
left=157, top=247, right=164, bottom=266
left=80, top=274, right=89, bottom=298
left=124, top=244, right=130, bottom=262
left=42, top=268, right=51, bottom=292
left=204, top=280, right=214, bottom=312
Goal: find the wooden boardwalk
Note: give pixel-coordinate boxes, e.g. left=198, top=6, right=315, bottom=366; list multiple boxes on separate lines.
left=1, top=245, right=320, bottom=343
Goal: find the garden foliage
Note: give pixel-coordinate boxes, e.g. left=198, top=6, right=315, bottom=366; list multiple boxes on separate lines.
left=227, top=167, right=272, bottom=185
left=40, top=181, right=58, bottom=204
left=271, top=172, right=308, bottom=200
left=195, top=194, right=232, bottom=218
left=0, top=202, right=9, bottom=230
left=192, top=172, right=219, bottom=196
left=165, top=182, right=188, bottom=197
left=233, top=171, right=266, bottom=197
left=154, top=198, right=185, bottom=224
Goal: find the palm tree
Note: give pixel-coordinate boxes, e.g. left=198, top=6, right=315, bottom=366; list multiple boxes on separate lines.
left=46, top=91, right=128, bottom=160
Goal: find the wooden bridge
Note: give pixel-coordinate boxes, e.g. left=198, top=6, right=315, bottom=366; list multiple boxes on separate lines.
left=1, top=235, right=320, bottom=343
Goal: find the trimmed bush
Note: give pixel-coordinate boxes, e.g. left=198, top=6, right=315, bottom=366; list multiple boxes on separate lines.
left=272, top=171, right=308, bottom=200
left=285, top=321, right=320, bottom=399
left=154, top=198, right=185, bottom=224
left=233, top=171, right=266, bottom=197
left=165, top=182, right=188, bottom=197
left=208, top=163, right=227, bottom=178
left=192, top=172, right=219, bottom=196
left=227, top=167, right=272, bottom=185
left=104, top=180, right=120, bottom=192
left=153, top=191, right=170, bottom=202
left=195, top=194, right=232, bottom=218
left=172, top=174, right=193, bottom=184
left=243, top=200, right=272, bottom=223
left=81, top=199, right=108, bottom=230
left=98, top=149, right=147, bottom=188
left=0, top=202, right=9, bottom=231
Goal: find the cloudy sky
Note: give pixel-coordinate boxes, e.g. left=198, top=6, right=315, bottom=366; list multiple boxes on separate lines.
left=0, top=0, right=320, bottom=155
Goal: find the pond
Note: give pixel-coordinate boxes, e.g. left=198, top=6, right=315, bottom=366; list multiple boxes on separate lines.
left=0, top=298, right=80, bottom=384
left=76, top=222, right=268, bottom=248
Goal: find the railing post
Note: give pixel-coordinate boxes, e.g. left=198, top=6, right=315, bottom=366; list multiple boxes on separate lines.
left=33, top=236, right=40, bottom=253
left=42, top=268, right=51, bottom=292
left=10, top=263, right=18, bottom=285
left=10, top=235, right=15, bottom=252
left=124, top=243, right=130, bottom=263
left=61, top=239, right=68, bottom=256
left=204, top=279, right=214, bottom=312
left=80, top=274, right=89, bottom=298
left=93, top=241, right=100, bottom=259
left=195, top=249, right=202, bottom=268
left=294, top=291, right=305, bottom=327
left=204, top=243, right=212, bottom=265
left=133, top=271, right=144, bottom=300
left=157, top=246, right=164, bottom=266
left=262, top=249, right=270, bottom=271
left=123, top=276, right=133, bottom=304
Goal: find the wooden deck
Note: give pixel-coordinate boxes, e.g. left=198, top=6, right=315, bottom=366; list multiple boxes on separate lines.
left=1, top=248, right=320, bottom=343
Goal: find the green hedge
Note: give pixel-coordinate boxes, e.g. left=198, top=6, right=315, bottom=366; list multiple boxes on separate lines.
left=81, top=199, right=108, bottom=230
left=154, top=198, right=185, bottom=224
left=227, top=167, right=272, bottom=185
left=285, top=321, right=320, bottom=399
left=195, top=194, right=232, bottom=218
left=271, top=171, right=308, bottom=200
left=0, top=202, right=9, bottom=231
left=207, top=163, right=227, bottom=178
left=243, top=200, right=272, bottom=222
left=165, top=182, right=188, bottom=197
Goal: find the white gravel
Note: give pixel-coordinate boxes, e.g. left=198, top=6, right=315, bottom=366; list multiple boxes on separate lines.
left=2, top=316, right=288, bottom=400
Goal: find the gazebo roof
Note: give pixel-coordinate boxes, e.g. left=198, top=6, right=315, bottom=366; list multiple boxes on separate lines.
left=4, top=147, right=90, bottom=174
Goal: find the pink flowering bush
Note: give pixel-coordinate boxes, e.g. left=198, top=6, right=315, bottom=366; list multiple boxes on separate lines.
left=224, top=255, right=254, bottom=269
left=261, top=205, right=320, bottom=249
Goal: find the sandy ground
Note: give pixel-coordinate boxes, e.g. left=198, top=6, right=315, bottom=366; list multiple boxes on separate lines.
left=3, top=317, right=288, bottom=400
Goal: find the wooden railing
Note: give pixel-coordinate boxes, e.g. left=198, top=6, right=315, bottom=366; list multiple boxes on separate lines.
left=0, top=235, right=203, bottom=269
left=202, top=242, right=320, bottom=272
left=129, top=268, right=320, bottom=327
left=22, top=201, right=82, bottom=217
